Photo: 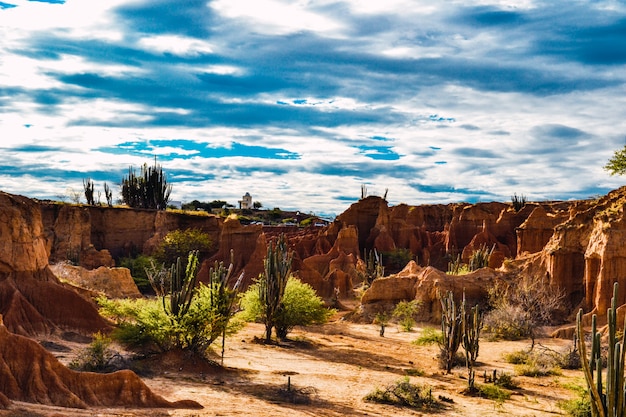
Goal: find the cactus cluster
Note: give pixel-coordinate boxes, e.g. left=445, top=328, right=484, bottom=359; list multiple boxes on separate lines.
left=364, top=248, right=384, bottom=285
left=577, top=282, right=626, bottom=417
left=164, top=250, right=199, bottom=319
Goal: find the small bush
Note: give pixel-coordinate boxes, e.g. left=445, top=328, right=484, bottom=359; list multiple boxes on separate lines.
left=413, top=327, right=443, bottom=346
left=494, top=372, right=519, bottom=390
left=364, top=377, right=440, bottom=410
left=477, top=384, right=511, bottom=403
left=503, top=349, right=530, bottom=365
left=392, top=300, right=421, bottom=332
left=504, top=348, right=562, bottom=377
left=559, top=397, right=592, bottom=417
left=69, top=332, right=121, bottom=372
left=153, top=228, right=213, bottom=268
left=118, top=254, right=156, bottom=293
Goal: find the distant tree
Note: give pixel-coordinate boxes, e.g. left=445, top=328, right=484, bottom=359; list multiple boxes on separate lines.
left=253, top=201, right=263, bottom=209
left=605, top=145, right=626, bottom=176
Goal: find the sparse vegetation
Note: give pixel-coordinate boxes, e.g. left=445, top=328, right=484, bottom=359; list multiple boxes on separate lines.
left=604, top=145, right=626, bottom=176
left=364, top=377, right=440, bottom=410
left=152, top=228, right=213, bottom=270
left=439, top=291, right=463, bottom=373
left=69, top=331, right=121, bottom=372
left=484, top=275, right=565, bottom=348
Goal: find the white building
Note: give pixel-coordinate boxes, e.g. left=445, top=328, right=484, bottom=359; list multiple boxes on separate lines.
left=238, top=192, right=252, bottom=209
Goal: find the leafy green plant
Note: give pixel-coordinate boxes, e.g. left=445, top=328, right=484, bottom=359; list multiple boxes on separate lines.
left=477, top=384, right=510, bottom=404
left=374, top=311, right=390, bottom=337
left=69, top=331, right=118, bottom=372
left=413, top=327, right=443, bottom=346
left=118, top=254, right=155, bottom=293
left=364, top=377, right=440, bottom=410
left=393, top=300, right=421, bottom=332
left=383, top=248, right=414, bottom=274
left=239, top=276, right=334, bottom=341
left=153, top=228, right=213, bottom=269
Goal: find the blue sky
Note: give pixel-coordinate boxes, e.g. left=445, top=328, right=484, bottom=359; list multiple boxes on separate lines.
left=1, top=0, right=626, bottom=217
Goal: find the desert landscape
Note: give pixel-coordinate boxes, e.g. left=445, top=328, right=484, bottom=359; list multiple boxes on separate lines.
left=3, top=185, right=626, bottom=416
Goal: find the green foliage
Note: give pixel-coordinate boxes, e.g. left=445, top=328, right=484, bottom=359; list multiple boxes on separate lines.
left=259, top=234, right=293, bottom=342
left=153, top=228, right=213, bottom=268
left=393, top=300, right=421, bottom=332
left=118, top=254, right=155, bottom=293
left=239, top=276, right=334, bottom=340
left=364, top=377, right=439, bottom=410
left=511, top=193, right=527, bottom=212
left=69, top=331, right=117, bottom=372
left=383, top=248, right=414, bottom=273
left=477, top=384, right=511, bottom=403
left=121, top=158, right=172, bottom=210
left=447, top=254, right=469, bottom=275
left=604, top=145, right=626, bottom=176
left=577, top=282, right=626, bottom=417
left=413, top=327, right=443, bottom=346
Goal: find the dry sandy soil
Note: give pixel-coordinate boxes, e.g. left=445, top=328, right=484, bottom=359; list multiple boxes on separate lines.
left=3, top=317, right=584, bottom=417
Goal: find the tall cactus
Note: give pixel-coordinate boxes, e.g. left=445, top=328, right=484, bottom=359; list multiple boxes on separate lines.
left=207, top=251, right=244, bottom=365
left=439, top=291, right=463, bottom=373
left=259, top=234, right=293, bottom=343
left=164, top=250, right=199, bottom=319
left=462, top=298, right=484, bottom=390
left=577, top=282, right=626, bottom=417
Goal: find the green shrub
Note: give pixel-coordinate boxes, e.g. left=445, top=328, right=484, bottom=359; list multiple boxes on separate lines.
left=118, top=254, right=155, bottom=293
left=504, top=348, right=562, bottom=377
left=413, top=327, right=443, bottom=346
left=364, top=377, right=439, bottom=410
left=153, top=228, right=213, bottom=268
left=69, top=331, right=118, bottom=372
left=383, top=248, right=414, bottom=273
left=477, top=384, right=511, bottom=403
left=559, top=397, right=592, bottom=417
left=503, top=349, right=531, bottom=365
left=392, top=300, right=421, bottom=332
left=239, top=276, right=334, bottom=340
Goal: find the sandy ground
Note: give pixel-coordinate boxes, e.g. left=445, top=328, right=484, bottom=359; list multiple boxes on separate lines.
left=3, top=318, right=584, bottom=417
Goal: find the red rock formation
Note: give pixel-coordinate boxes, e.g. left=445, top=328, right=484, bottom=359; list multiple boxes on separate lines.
left=0, top=315, right=201, bottom=410
left=0, top=192, right=110, bottom=336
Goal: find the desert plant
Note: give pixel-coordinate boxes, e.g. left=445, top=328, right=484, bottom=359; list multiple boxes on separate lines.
left=485, top=275, right=565, bottom=348
left=374, top=311, right=390, bottom=337
left=439, top=291, right=463, bottom=373
left=511, top=193, right=527, bottom=212
left=364, top=377, right=439, bottom=410
left=604, top=145, right=626, bottom=176
left=413, top=327, right=443, bottom=346
left=393, top=300, right=422, bottom=332
left=577, top=282, right=626, bottom=417
left=152, top=228, right=213, bottom=270
left=468, top=244, right=494, bottom=271
left=83, top=177, right=95, bottom=205
left=69, top=331, right=119, bottom=372
left=363, top=248, right=384, bottom=285
left=104, top=182, right=113, bottom=207
left=462, top=301, right=484, bottom=390
left=239, top=276, right=334, bottom=341
left=121, top=157, right=172, bottom=210
left=383, top=248, right=414, bottom=274
left=259, top=234, right=293, bottom=343
left=163, top=251, right=200, bottom=319
left=477, top=383, right=510, bottom=404
left=118, top=254, right=155, bottom=293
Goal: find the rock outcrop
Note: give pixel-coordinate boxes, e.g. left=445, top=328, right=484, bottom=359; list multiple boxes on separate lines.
left=0, top=314, right=201, bottom=410
left=0, top=192, right=110, bottom=336
left=49, top=263, right=141, bottom=299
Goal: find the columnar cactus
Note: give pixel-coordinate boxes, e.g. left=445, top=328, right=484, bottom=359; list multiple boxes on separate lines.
left=260, top=234, right=293, bottom=343
left=164, top=250, right=199, bottom=319
left=439, top=291, right=463, bottom=373
left=577, top=282, right=626, bottom=417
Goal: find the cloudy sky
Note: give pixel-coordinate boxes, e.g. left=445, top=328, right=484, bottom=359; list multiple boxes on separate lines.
left=1, top=0, right=626, bottom=217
